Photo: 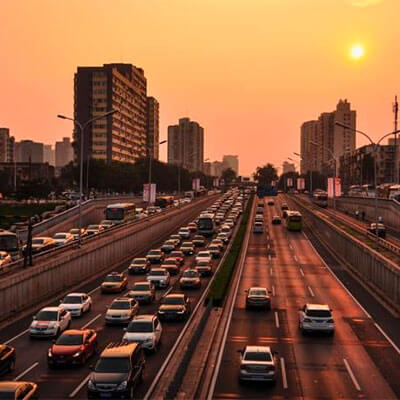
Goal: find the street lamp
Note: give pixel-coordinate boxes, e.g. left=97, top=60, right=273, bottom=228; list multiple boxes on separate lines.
left=293, top=152, right=313, bottom=195
left=147, top=140, right=167, bottom=204
left=57, top=109, right=118, bottom=245
left=335, top=121, right=400, bottom=239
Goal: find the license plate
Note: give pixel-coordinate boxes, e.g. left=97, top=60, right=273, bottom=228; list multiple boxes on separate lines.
left=100, top=394, right=112, bottom=398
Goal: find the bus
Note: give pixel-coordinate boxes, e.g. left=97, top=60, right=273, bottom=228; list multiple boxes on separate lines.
left=348, top=185, right=362, bottom=197
left=197, top=214, right=216, bottom=237
left=155, top=196, right=174, bottom=208
left=312, top=191, right=328, bottom=208
left=105, top=203, right=136, bottom=224
left=0, top=229, right=21, bottom=260
left=285, top=211, right=302, bottom=231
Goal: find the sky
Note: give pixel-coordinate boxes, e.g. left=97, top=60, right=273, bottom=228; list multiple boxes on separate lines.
left=1, top=0, right=400, bottom=176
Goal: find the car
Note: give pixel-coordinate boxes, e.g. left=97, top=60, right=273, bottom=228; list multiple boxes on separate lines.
left=128, top=257, right=150, bottom=274
left=180, top=269, right=201, bottom=289
left=267, top=199, right=275, bottom=206
left=298, top=303, right=334, bottom=335
left=127, top=281, right=155, bottom=304
left=0, top=344, right=15, bottom=375
left=0, top=382, right=38, bottom=399
left=47, top=329, right=98, bottom=367
left=219, top=225, right=232, bottom=238
left=245, top=287, right=271, bottom=310
left=160, top=258, right=180, bottom=275
left=158, top=294, right=191, bottom=321
left=146, top=249, right=164, bottom=264
left=211, top=238, right=224, bottom=250
left=99, top=220, right=115, bottom=229
left=217, top=232, right=230, bottom=244
left=146, top=268, right=170, bottom=288
left=105, top=297, right=139, bottom=325
left=253, top=222, right=264, bottom=233
left=207, top=244, right=221, bottom=258
left=169, top=250, right=185, bottom=266
left=101, top=272, right=128, bottom=293
left=282, top=209, right=289, bottom=218
left=195, top=259, right=213, bottom=276
left=86, top=224, right=105, bottom=236
left=180, top=241, right=195, bottom=255
left=178, top=227, right=191, bottom=239
left=169, top=235, right=181, bottom=246
left=123, top=315, right=162, bottom=352
left=187, top=222, right=198, bottom=233
left=195, top=250, right=212, bottom=264
left=25, top=236, right=56, bottom=254
left=281, top=203, right=289, bottom=211
left=69, top=228, right=87, bottom=240
left=29, top=306, right=71, bottom=338
left=192, top=235, right=206, bottom=247
left=368, top=223, right=386, bottom=238
left=256, top=207, right=264, bottom=214
left=161, top=240, right=176, bottom=254
left=238, top=345, right=277, bottom=383
left=0, top=251, right=12, bottom=268
left=60, top=292, right=92, bottom=317
left=272, top=216, right=281, bottom=225
left=87, top=342, right=145, bottom=399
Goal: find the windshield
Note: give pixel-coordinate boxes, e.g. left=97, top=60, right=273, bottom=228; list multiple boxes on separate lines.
left=149, top=270, right=165, bottom=276
left=163, top=297, right=184, bottom=305
left=194, top=236, right=204, bottom=240
left=198, top=252, right=210, bottom=257
left=148, top=250, right=161, bottom=255
left=95, top=357, right=130, bottom=373
left=70, top=229, right=79, bottom=234
left=110, top=301, right=130, bottom=310
left=62, top=296, right=82, bottom=304
left=132, top=284, right=149, bottom=291
left=54, top=234, right=67, bottom=239
left=198, top=218, right=213, bottom=230
left=163, top=260, right=176, bottom=265
left=306, top=310, right=331, bottom=318
left=32, top=238, right=45, bottom=245
left=105, top=208, right=124, bottom=221
left=249, top=290, right=267, bottom=296
left=105, top=275, right=122, bottom=282
left=170, top=252, right=182, bottom=257
left=87, top=225, right=99, bottom=230
left=127, top=321, right=153, bottom=333
left=208, top=246, right=218, bottom=250
left=182, top=242, right=192, bottom=247
left=56, top=333, right=83, bottom=345
left=132, top=259, right=146, bottom=264
left=183, top=270, right=198, bottom=278
left=288, top=216, right=301, bottom=222
left=36, top=311, right=58, bottom=321
left=164, top=241, right=174, bottom=245
left=0, top=234, right=18, bottom=252
left=197, top=261, right=209, bottom=266
left=244, top=352, right=272, bottom=361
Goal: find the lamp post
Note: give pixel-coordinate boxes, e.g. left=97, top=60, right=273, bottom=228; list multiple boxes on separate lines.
left=147, top=140, right=167, bottom=205
left=293, top=152, right=313, bottom=195
left=57, top=109, right=118, bottom=245
left=335, top=121, right=400, bottom=240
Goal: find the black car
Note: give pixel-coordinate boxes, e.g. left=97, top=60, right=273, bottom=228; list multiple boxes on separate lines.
left=87, top=342, right=145, bottom=399
left=0, top=345, right=15, bottom=375
left=272, top=216, right=281, bottom=225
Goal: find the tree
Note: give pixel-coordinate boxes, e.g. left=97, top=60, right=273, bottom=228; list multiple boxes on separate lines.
left=253, top=163, right=278, bottom=185
left=221, top=168, right=237, bottom=184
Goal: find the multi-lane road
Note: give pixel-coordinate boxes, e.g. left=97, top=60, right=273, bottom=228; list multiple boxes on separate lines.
left=210, top=195, right=400, bottom=399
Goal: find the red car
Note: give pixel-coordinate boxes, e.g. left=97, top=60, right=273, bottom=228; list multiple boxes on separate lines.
left=169, top=251, right=185, bottom=266
left=47, top=329, right=98, bottom=367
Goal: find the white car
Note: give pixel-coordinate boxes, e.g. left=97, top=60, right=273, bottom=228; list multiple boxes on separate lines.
left=146, top=268, right=170, bottom=288
left=60, top=292, right=92, bottom=317
left=178, top=227, right=191, bottom=239
left=298, top=304, right=334, bottom=335
left=217, top=232, right=230, bottom=244
left=195, top=251, right=212, bottom=264
left=29, top=306, right=71, bottom=338
left=105, top=297, right=139, bottom=325
left=219, top=225, right=232, bottom=238
left=253, top=222, right=264, bottom=234
left=53, top=232, right=74, bottom=247
left=122, top=315, right=162, bottom=351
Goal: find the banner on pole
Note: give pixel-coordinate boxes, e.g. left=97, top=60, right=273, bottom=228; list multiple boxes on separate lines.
left=297, top=178, right=305, bottom=190
left=287, top=178, right=293, bottom=187
left=192, top=178, right=200, bottom=191
left=143, top=183, right=156, bottom=203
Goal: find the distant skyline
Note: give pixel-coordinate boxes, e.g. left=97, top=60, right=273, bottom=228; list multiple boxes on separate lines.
left=1, top=0, right=400, bottom=175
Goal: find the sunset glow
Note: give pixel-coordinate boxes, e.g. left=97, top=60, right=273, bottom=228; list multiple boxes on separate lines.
left=351, top=44, right=365, bottom=59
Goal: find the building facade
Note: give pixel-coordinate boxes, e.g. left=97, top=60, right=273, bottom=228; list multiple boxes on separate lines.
left=282, top=161, right=296, bottom=174
left=167, top=118, right=204, bottom=172
left=15, top=140, right=44, bottom=163
left=0, top=162, right=54, bottom=182
left=0, top=128, right=15, bottom=163
left=74, top=63, right=147, bottom=164
left=210, top=161, right=224, bottom=177
left=43, top=144, right=55, bottom=166
left=55, top=137, right=74, bottom=167
left=222, top=155, right=239, bottom=175
left=146, top=97, right=160, bottom=160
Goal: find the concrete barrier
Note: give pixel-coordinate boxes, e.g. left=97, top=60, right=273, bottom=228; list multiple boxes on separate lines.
left=0, top=196, right=216, bottom=323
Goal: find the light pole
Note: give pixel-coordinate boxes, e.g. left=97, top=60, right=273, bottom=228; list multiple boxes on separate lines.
left=147, top=140, right=167, bottom=205
left=335, top=121, right=400, bottom=239
left=293, top=152, right=313, bottom=195
left=57, top=109, right=118, bottom=245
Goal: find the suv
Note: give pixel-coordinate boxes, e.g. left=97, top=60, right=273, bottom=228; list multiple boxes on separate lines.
left=105, top=298, right=139, bottom=325
left=298, top=304, right=334, bottom=335
left=87, top=342, right=145, bottom=399
left=127, top=281, right=155, bottom=304
left=123, top=315, right=162, bottom=352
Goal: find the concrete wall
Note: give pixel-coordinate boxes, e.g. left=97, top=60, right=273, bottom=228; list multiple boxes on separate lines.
left=0, top=196, right=216, bottom=323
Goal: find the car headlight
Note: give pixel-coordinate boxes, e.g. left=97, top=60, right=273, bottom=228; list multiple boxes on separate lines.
left=117, top=381, right=128, bottom=390
left=48, top=322, right=58, bottom=329
left=88, top=380, right=96, bottom=390
left=48, top=349, right=53, bottom=357
left=73, top=351, right=81, bottom=357
left=177, top=310, right=185, bottom=314
left=158, top=310, right=165, bottom=314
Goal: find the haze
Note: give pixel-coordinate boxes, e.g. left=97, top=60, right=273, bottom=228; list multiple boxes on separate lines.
left=1, top=0, right=399, bottom=175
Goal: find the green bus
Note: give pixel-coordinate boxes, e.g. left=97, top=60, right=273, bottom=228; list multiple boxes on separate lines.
left=105, top=203, right=136, bottom=224
left=285, top=211, right=302, bottom=231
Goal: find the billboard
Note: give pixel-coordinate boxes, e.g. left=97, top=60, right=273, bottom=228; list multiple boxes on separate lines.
left=192, top=178, right=201, bottom=191
left=327, top=177, right=341, bottom=198
left=297, top=178, right=305, bottom=190
left=287, top=178, right=293, bottom=187
left=213, top=177, right=219, bottom=188
left=143, top=183, right=156, bottom=203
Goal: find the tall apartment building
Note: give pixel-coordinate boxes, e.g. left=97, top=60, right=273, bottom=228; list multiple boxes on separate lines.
left=300, top=99, right=356, bottom=175
left=146, top=97, right=160, bottom=160
left=43, top=144, right=55, bottom=166
left=282, top=161, right=296, bottom=174
left=0, top=128, right=15, bottom=163
left=15, top=140, right=44, bottom=163
left=74, top=63, right=147, bottom=164
left=55, top=137, right=74, bottom=167
left=222, top=155, right=239, bottom=175
left=167, top=118, right=204, bottom=172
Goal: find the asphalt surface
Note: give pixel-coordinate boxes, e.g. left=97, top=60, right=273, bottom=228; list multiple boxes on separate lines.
left=0, top=197, right=228, bottom=399
left=212, top=195, right=400, bottom=399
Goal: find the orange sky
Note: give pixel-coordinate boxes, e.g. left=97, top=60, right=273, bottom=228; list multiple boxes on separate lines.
left=1, top=0, right=400, bottom=175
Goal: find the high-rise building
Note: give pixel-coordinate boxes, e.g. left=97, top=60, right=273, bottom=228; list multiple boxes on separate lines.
left=43, top=144, right=55, bottom=166
left=300, top=99, right=356, bottom=175
left=0, top=128, right=15, bottom=163
left=210, top=161, right=224, bottom=177
left=222, top=155, right=239, bottom=175
left=55, top=137, right=74, bottom=167
left=15, top=140, right=44, bottom=163
left=282, top=161, right=296, bottom=174
left=146, top=97, right=160, bottom=160
left=167, top=118, right=204, bottom=172
left=203, top=161, right=211, bottom=175
left=74, top=63, right=147, bottom=164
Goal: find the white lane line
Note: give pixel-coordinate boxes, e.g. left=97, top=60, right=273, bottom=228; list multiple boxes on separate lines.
left=280, top=357, right=288, bottom=389
left=294, top=255, right=298, bottom=263
left=269, top=267, right=273, bottom=276
left=69, top=373, right=91, bottom=398
left=274, top=311, right=280, bottom=328
left=268, top=254, right=272, bottom=262
left=374, top=323, right=400, bottom=356
left=13, top=362, right=39, bottom=381
left=4, top=329, right=29, bottom=345
left=299, top=268, right=305, bottom=277
left=162, top=286, right=174, bottom=297
left=289, top=243, right=293, bottom=250
left=343, top=358, right=361, bottom=391
left=81, top=313, right=102, bottom=329
left=88, top=286, right=100, bottom=295
left=307, top=286, right=315, bottom=297
left=271, top=285, right=275, bottom=296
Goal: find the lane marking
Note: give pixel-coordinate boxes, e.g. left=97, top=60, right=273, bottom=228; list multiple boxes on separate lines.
left=307, top=286, right=315, bottom=297
left=81, top=313, right=102, bottom=329
left=88, top=286, right=100, bottom=295
left=343, top=358, right=361, bottom=392
left=374, top=323, right=400, bottom=356
left=280, top=357, right=288, bottom=389
left=14, top=362, right=39, bottom=381
left=289, top=243, right=293, bottom=250
left=69, top=373, right=91, bottom=398
left=162, top=286, right=174, bottom=297
left=294, top=255, right=298, bottom=263
left=269, top=267, right=273, bottom=276
left=4, top=329, right=29, bottom=345
left=274, top=311, right=280, bottom=328
left=299, top=268, right=305, bottom=277
left=271, top=285, right=275, bottom=296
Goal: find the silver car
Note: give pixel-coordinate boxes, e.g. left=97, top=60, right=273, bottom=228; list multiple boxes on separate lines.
left=298, top=303, right=334, bottom=335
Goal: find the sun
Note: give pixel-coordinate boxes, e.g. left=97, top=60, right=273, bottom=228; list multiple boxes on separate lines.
left=350, top=44, right=365, bottom=59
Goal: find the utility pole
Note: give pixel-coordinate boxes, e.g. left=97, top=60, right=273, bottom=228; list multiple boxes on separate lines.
left=393, top=95, right=398, bottom=183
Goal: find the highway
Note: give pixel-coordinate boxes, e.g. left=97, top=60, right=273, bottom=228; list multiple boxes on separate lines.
left=210, top=195, right=400, bottom=399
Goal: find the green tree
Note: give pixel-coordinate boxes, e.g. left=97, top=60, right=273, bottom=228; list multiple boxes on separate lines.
left=253, top=163, right=278, bottom=185
left=221, top=168, right=237, bottom=185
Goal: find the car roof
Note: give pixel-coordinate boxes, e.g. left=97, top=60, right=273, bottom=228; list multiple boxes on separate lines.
left=150, top=267, right=167, bottom=271
left=133, top=257, right=147, bottom=261
left=65, top=292, right=86, bottom=297
left=132, top=314, right=155, bottom=321
left=245, top=345, right=271, bottom=353
left=0, top=381, right=34, bottom=392
left=165, top=293, right=185, bottom=299
left=101, top=342, right=139, bottom=357
left=306, top=303, right=330, bottom=310
left=40, top=306, right=61, bottom=312
left=60, top=329, right=86, bottom=335
left=249, top=287, right=267, bottom=291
